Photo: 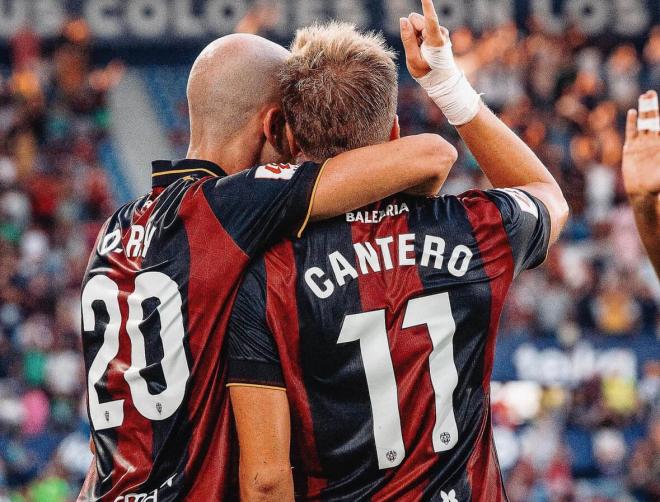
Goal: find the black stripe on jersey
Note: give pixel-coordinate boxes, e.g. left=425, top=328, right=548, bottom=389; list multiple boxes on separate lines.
left=406, top=194, right=492, bottom=501
left=201, top=161, right=321, bottom=257
left=291, top=219, right=386, bottom=500
left=139, top=182, right=195, bottom=502
left=228, top=257, right=285, bottom=388
left=485, top=189, right=551, bottom=277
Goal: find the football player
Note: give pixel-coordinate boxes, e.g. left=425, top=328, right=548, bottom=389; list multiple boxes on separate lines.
left=226, top=2, right=569, bottom=500
left=77, top=33, right=457, bottom=501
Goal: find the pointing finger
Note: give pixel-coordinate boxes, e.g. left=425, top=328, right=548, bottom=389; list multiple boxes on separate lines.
left=421, top=0, right=439, bottom=24
left=422, top=0, right=442, bottom=41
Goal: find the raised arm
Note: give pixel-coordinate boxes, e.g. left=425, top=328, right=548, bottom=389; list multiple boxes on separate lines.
left=622, top=90, right=660, bottom=276
left=310, top=133, right=457, bottom=221
left=454, top=107, right=569, bottom=244
left=400, top=0, right=569, bottom=244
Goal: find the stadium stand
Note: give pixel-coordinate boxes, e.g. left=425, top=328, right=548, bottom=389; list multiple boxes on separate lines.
left=0, top=14, right=658, bottom=502
left=0, top=22, right=119, bottom=502
left=141, top=65, right=191, bottom=160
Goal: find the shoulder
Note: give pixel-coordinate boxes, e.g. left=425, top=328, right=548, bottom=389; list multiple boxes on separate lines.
left=252, top=163, right=304, bottom=181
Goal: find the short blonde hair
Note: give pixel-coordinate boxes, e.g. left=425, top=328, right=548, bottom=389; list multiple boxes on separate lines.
left=279, top=22, right=398, bottom=161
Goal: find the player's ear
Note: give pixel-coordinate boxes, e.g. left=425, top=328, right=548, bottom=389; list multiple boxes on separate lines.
left=263, top=106, right=288, bottom=155
left=390, top=115, right=401, bottom=141
left=285, top=122, right=302, bottom=159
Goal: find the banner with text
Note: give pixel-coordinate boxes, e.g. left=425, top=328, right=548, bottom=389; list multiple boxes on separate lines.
left=2, top=0, right=658, bottom=44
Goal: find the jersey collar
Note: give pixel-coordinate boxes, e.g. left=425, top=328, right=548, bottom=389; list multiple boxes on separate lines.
left=151, top=159, right=227, bottom=188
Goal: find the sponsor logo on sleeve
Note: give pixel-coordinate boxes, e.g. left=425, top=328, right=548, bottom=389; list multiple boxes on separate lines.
left=495, top=188, right=538, bottom=219
left=255, top=163, right=299, bottom=180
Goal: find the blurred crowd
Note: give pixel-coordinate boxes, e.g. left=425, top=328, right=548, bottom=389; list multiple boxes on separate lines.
left=0, top=20, right=121, bottom=502
left=0, top=11, right=658, bottom=502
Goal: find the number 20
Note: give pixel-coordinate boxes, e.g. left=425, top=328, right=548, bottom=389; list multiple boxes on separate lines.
left=81, top=273, right=190, bottom=431
left=337, top=292, right=458, bottom=469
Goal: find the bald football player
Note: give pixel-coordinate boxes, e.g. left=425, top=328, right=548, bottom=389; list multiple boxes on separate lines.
left=78, top=33, right=456, bottom=501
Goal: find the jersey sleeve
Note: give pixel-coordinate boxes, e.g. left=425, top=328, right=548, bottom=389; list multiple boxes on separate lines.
left=485, top=188, right=552, bottom=276
left=202, top=161, right=324, bottom=257
left=227, top=257, right=285, bottom=389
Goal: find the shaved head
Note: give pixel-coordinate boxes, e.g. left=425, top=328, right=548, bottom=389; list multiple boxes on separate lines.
left=186, top=34, right=290, bottom=172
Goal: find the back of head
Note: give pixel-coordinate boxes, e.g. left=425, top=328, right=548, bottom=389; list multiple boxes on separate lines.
left=279, top=22, right=398, bottom=162
left=186, top=34, right=289, bottom=168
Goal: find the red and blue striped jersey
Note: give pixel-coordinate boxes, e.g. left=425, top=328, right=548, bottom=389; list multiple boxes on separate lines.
left=227, top=189, right=551, bottom=501
left=78, top=159, right=322, bottom=502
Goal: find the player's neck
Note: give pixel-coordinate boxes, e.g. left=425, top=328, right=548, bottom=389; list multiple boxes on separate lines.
left=295, top=152, right=321, bottom=164
left=187, top=142, right=253, bottom=176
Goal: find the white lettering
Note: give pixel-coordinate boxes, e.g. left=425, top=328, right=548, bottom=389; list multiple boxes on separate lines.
left=345, top=203, right=410, bottom=225
left=398, top=234, right=416, bottom=266
left=126, top=225, right=145, bottom=258
left=354, top=242, right=381, bottom=274
left=567, top=0, right=609, bottom=36
left=128, top=0, right=168, bottom=38
left=141, top=224, right=156, bottom=258
left=174, top=0, right=204, bottom=37
left=375, top=237, right=394, bottom=270
left=303, top=233, right=474, bottom=298
left=447, top=245, right=472, bottom=277
left=205, top=0, right=247, bottom=34
left=329, top=251, right=358, bottom=286
left=421, top=235, right=446, bottom=269
left=85, top=0, right=122, bottom=38
left=305, top=267, right=334, bottom=299
left=99, top=228, right=121, bottom=255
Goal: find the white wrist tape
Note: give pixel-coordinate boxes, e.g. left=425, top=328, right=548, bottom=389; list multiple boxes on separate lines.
left=414, top=41, right=481, bottom=126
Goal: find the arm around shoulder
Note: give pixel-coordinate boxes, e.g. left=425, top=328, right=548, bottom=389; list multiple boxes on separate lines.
left=309, top=133, right=457, bottom=221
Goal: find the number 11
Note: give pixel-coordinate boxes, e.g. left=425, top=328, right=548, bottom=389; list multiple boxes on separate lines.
left=337, top=292, right=458, bottom=470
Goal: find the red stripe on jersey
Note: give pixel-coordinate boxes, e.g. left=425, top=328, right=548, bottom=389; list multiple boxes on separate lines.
left=102, top=200, right=154, bottom=500
left=350, top=204, right=436, bottom=502
left=461, top=191, right=514, bottom=501
left=179, top=184, right=250, bottom=500
left=263, top=241, right=328, bottom=498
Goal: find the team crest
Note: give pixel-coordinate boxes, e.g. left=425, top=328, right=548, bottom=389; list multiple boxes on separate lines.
left=441, top=489, right=458, bottom=502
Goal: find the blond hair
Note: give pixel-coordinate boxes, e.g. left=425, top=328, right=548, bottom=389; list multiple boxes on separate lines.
left=279, top=22, right=398, bottom=161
